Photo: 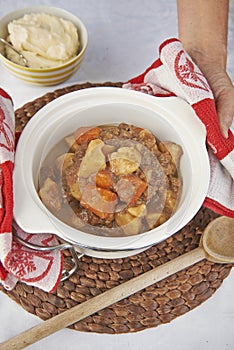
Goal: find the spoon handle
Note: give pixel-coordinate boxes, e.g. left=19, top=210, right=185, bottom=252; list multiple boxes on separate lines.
left=0, top=247, right=206, bottom=350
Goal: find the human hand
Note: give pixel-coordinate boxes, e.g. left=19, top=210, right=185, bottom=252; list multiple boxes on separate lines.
left=176, top=0, right=233, bottom=138
left=201, top=67, right=234, bottom=138
left=188, top=53, right=234, bottom=138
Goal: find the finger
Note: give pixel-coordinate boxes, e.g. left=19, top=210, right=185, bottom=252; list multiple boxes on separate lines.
left=216, top=86, right=234, bottom=138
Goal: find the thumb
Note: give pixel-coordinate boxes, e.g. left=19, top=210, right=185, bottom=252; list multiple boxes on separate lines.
left=215, top=86, right=234, bottom=138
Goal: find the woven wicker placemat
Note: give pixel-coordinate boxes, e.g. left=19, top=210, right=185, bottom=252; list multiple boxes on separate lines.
left=1, top=82, right=233, bottom=334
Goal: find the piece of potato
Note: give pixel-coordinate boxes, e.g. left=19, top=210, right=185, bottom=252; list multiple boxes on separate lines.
left=146, top=212, right=168, bottom=229
left=165, top=189, right=177, bottom=210
left=157, top=213, right=168, bottom=225
left=109, top=146, right=141, bottom=175
left=71, top=212, right=86, bottom=229
left=115, top=211, right=135, bottom=226
left=64, top=135, right=79, bottom=152
left=64, top=158, right=82, bottom=201
left=139, top=128, right=151, bottom=137
left=160, top=141, right=183, bottom=169
left=78, top=139, right=106, bottom=178
left=145, top=212, right=161, bottom=229
left=39, top=177, right=61, bottom=211
left=86, top=139, right=103, bottom=153
left=128, top=204, right=146, bottom=217
left=139, top=128, right=157, bottom=145
left=115, top=211, right=142, bottom=235
left=69, top=182, right=82, bottom=201
left=55, top=153, right=74, bottom=173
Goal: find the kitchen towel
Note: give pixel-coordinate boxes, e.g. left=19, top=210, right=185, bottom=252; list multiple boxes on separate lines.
left=123, top=38, right=234, bottom=218
left=0, top=88, right=63, bottom=292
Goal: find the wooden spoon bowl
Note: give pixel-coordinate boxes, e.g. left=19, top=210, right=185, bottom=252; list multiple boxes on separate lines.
left=202, top=216, right=234, bottom=263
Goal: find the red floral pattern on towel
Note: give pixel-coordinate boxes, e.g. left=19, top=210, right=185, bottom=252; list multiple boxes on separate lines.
left=174, top=50, right=210, bottom=92
left=0, top=89, right=63, bottom=292
left=123, top=38, right=234, bottom=217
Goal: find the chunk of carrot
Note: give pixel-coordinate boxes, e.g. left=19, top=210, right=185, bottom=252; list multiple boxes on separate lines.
left=95, top=169, right=113, bottom=189
left=74, top=127, right=101, bottom=144
left=80, top=184, right=117, bottom=219
left=116, top=175, right=147, bottom=205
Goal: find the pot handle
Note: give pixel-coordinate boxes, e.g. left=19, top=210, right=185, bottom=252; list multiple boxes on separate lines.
left=13, top=234, right=83, bottom=281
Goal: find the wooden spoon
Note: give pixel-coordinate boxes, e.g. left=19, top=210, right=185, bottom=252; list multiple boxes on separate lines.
left=0, top=216, right=233, bottom=350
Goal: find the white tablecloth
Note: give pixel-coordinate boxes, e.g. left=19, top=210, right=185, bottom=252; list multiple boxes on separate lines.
left=0, top=1, right=234, bottom=349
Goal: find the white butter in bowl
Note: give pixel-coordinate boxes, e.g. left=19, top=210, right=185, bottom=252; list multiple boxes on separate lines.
left=6, top=12, right=79, bottom=68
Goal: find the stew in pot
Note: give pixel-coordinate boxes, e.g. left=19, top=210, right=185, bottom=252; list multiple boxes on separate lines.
left=38, top=123, right=183, bottom=237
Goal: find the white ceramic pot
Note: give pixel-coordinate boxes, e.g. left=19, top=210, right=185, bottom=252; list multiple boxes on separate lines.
left=13, top=87, right=210, bottom=258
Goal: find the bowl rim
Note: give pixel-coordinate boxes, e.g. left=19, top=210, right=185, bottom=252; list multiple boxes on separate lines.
left=13, top=87, right=210, bottom=251
left=0, top=5, right=88, bottom=72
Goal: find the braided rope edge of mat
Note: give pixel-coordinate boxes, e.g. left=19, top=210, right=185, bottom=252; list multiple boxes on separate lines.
left=1, top=82, right=233, bottom=335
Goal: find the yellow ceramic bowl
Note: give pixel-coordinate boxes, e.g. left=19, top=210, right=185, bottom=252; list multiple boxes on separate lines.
left=0, top=6, right=88, bottom=86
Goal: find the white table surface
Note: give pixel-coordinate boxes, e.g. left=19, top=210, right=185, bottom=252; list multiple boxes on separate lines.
left=0, top=1, right=234, bottom=349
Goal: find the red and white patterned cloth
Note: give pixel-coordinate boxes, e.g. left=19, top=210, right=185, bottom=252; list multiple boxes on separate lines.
left=123, top=38, right=234, bottom=218
left=0, top=88, right=63, bottom=292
